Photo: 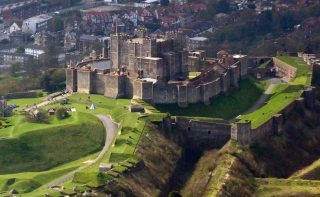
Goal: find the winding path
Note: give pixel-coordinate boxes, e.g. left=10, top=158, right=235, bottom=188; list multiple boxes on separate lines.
left=243, top=78, right=282, bottom=115
left=47, top=115, right=119, bottom=187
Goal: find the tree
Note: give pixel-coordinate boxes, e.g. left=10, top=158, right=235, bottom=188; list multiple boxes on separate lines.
left=40, top=68, right=66, bottom=92
left=160, top=0, right=169, bottom=6
left=216, top=0, right=231, bottom=13
left=55, top=107, right=69, bottom=120
left=247, top=3, right=256, bottom=9
left=42, top=42, right=59, bottom=67
left=16, top=46, right=25, bottom=53
left=26, top=109, right=49, bottom=123
left=53, top=16, right=64, bottom=32
left=168, top=191, right=182, bottom=197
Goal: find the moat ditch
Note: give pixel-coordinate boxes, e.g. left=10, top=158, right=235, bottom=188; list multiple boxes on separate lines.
left=160, top=148, right=204, bottom=196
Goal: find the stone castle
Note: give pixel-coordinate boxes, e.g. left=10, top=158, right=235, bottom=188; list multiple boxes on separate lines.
left=66, top=28, right=249, bottom=107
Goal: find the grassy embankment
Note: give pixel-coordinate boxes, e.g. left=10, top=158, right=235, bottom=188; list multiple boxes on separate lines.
left=255, top=178, right=320, bottom=197
left=7, top=94, right=164, bottom=196
left=155, top=77, right=267, bottom=120
left=0, top=111, right=105, bottom=196
left=239, top=56, right=312, bottom=128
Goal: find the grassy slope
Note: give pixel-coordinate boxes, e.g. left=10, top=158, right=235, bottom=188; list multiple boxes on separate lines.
left=14, top=94, right=154, bottom=196
left=239, top=56, right=311, bottom=128
left=0, top=112, right=104, bottom=174
left=0, top=153, right=98, bottom=195
left=203, top=141, right=255, bottom=197
left=255, top=178, right=320, bottom=197
left=155, top=78, right=267, bottom=120
left=290, top=159, right=320, bottom=180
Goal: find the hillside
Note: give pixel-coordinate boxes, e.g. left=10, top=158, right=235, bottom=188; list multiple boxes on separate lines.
left=0, top=112, right=104, bottom=174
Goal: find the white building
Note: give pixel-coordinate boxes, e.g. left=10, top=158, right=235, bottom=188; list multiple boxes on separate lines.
left=186, top=36, right=208, bottom=50
left=22, top=14, right=53, bottom=34
left=25, top=45, right=45, bottom=60
left=9, top=22, right=21, bottom=33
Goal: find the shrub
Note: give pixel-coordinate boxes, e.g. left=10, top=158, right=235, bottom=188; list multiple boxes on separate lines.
left=56, top=107, right=69, bottom=120
left=26, top=109, right=49, bottom=123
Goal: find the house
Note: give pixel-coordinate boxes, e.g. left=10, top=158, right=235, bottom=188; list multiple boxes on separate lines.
left=9, top=31, right=26, bottom=45
left=25, top=45, right=45, bottom=60
left=0, top=52, right=33, bottom=66
left=22, top=14, right=53, bottom=34
left=34, top=31, right=58, bottom=47
left=9, top=22, right=22, bottom=33
left=186, top=36, right=208, bottom=50
left=79, top=34, right=100, bottom=51
left=64, top=31, right=79, bottom=51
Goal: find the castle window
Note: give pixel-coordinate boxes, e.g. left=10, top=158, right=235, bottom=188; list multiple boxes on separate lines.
left=208, top=130, right=211, bottom=134
left=188, top=127, right=191, bottom=131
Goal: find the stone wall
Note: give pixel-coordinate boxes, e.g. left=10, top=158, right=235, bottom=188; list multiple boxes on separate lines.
left=273, top=57, right=297, bottom=81
left=5, top=91, right=38, bottom=99
left=104, top=75, right=126, bottom=98
left=77, top=70, right=91, bottom=94
left=232, top=87, right=317, bottom=146
left=66, top=68, right=77, bottom=92
left=174, top=117, right=232, bottom=149
left=91, top=74, right=106, bottom=94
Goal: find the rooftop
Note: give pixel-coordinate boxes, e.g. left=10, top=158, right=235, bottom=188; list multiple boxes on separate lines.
left=24, top=14, right=53, bottom=23
left=81, top=5, right=121, bottom=13
left=189, top=36, right=208, bottom=41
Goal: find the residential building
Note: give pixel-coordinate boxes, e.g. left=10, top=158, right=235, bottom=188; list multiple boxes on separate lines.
left=22, top=14, right=53, bottom=34
left=186, top=36, right=208, bottom=50
left=25, top=45, right=45, bottom=60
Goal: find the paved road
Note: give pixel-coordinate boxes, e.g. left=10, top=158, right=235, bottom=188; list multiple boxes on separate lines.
left=47, top=115, right=119, bottom=187
left=243, top=78, right=282, bottom=115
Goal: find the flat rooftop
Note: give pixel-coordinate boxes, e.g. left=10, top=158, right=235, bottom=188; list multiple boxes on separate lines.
left=81, top=5, right=121, bottom=12
left=78, top=59, right=111, bottom=71
left=189, top=37, right=208, bottom=41
left=24, top=14, right=53, bottom=23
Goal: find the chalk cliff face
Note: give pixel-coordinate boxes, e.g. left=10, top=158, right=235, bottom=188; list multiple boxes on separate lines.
left=100, top=124, right=183, bottom=197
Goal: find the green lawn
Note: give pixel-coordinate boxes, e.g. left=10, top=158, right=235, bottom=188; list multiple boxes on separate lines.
left=277, top=55, right=312, bottom=86
left=238, top=56, right=311, bottom=128
left=155, top=78, right=267, bottom=120
left=239, top=84, right=304, bottom=128
left=189, top=72, right=201, bottom=79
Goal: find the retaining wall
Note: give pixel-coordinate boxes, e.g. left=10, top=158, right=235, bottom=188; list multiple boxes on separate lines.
left=232, top=87, right=316, bottom=146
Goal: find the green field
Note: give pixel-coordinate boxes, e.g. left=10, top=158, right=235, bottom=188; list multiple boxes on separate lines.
left=238, top=56, right=311, bottom=128
left=155, top=77, right=267, bottom=120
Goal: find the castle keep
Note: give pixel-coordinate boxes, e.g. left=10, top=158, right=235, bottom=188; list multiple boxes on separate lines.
left=66, top=29, right=249, bottom=107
